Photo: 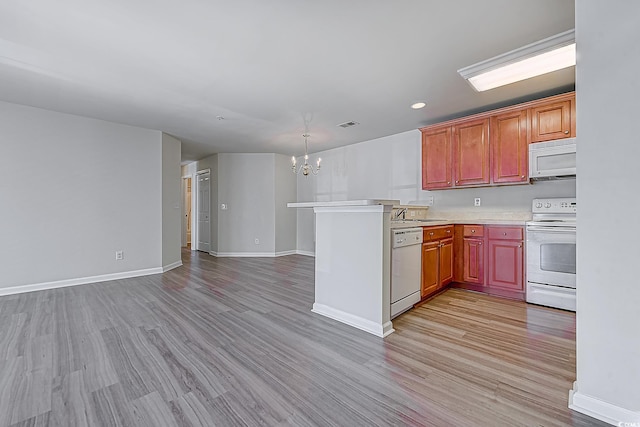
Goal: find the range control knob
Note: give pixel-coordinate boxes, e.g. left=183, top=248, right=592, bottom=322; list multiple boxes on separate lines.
left=545, top=202, right=552, bottom=208
left=535, top=202, right=543, bottom=208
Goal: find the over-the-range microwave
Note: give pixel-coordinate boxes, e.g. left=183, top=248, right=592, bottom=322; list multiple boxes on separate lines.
left=529, top=138, right=576, bottom=180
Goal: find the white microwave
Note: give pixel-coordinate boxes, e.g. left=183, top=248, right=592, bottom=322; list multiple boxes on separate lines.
left=529, top=138, right=576, bottom=179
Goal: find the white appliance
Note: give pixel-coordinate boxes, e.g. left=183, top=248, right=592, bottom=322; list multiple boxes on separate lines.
left=391, top=227, right=423, bottom=318
left=529, top=138, right=576, bottom=179
left=526, top=198, right=576, bottom=311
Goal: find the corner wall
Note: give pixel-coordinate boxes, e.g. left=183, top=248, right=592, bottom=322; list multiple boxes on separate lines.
left=571, top=2, right=640, bottom=424
left=0, top=101, right=164, bottom=292
left=162, top=133, right=182, bottom=269
left=185, top=153, right=297, bottom=257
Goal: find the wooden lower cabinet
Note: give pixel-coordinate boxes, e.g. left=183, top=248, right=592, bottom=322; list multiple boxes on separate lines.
left=439, top=238, right=453, bottom=285
left=452, top=224, right=524, bottom=301
left=421, top=241, right=439, bottom=297
left=421, top=226, right=454, bottom=299
left=487, top=238, right=524, bottom=292
left=463, top=237, right=484, bottom=284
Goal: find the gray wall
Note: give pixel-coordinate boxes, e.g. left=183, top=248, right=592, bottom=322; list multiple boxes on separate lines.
left=575, top=1, right=640, bottom=417
left=296, top=129, right=575, bottom=253
left=217, top=153, right=276, bottom=254
left=0, top=101, right=164, bottom=289
left=161, top=133, right=182, bottom=267
left=274, top=154, right=297, bottom=254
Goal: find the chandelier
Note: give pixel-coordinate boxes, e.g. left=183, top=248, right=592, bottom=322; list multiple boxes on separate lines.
left=291, top=134, right=321, bottom=176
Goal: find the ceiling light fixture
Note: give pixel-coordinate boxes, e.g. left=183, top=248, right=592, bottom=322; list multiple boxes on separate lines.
left=291, top=134, right=321, bottom=176
left=411, top=102, right=426, bottom=109
left=458, top=29, right=575, bottom=92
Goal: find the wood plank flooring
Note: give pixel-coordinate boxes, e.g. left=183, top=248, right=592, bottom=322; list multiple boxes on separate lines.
left=0, top=249, right=605, bottom=427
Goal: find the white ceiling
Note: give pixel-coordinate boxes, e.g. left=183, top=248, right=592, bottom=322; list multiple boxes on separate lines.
left=0, top=0, right=575, bottom=163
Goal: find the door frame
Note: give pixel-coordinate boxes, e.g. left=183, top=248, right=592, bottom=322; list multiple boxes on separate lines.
left=181, top=175, right=193, bottom=248
left=194, top=169, right=211, bottom=252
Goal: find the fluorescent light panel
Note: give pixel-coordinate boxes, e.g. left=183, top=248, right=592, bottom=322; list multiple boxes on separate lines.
left=458, top=29, right=575, bottom=92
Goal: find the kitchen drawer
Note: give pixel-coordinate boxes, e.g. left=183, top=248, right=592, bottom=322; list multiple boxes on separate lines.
left=463, top=225, right=484, bottom=237
left=487, top=226, right=523, bottom=240
left=424, top=225, right=453, bottom=241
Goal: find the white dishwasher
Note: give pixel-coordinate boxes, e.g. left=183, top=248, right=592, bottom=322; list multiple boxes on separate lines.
left=391, top=227, right=423, bottom=318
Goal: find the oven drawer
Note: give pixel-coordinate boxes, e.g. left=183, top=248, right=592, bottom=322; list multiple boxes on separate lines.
left=487, top=226, right=523, bottom=240
left=463, top=225, right=484, bottom=237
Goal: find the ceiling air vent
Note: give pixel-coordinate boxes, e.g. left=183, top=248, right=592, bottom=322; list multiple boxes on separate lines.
left=337, top=121, right=360, bottom=128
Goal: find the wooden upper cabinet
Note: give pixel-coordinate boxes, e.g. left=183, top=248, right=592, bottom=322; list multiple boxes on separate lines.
left=420, top=91, right=575, bottom=189
left=453, top=118, right=490, bottom=186
left=422, top=126, right=452, bottom=189
left=530, top=97, right=575, bottom=142
left=491, top=109, right=528, bottom=184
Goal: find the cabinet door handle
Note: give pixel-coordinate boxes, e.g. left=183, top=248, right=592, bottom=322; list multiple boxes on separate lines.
left=479, top=242, right=482, bottom=245
left=521, top=175, right=525, bottom=179
left=446, top=230, right=451, bottom=233
left=447, top=181, right=451, bottom=185
left=471, top=229, right=475, bottom=233
left=564, top=130, right=570, bottom=134
left=503, top=232, right=507, bottom=236
left=455, top=180, right=459, bottom=184
left=430, top=232, right=434, bottom=236
left=518, top=244, right=522, bottom=248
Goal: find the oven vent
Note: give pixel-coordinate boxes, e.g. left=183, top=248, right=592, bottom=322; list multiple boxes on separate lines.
left=337, top=121, right=360, bottom=128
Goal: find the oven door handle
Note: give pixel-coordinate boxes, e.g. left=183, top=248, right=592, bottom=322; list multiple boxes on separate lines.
left=527, top=226, right=576, bottom=233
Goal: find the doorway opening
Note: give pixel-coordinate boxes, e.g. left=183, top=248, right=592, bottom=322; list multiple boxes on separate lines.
left=195, top=170, right=211, bottom=253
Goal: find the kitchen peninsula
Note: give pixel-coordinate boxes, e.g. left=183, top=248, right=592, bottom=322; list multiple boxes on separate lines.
left=287, top=200, right=399, bottom=337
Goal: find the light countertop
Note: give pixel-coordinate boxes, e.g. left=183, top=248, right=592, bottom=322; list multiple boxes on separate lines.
left=390, top=218, right=528, bottom=229
left=288, top=199, right=399, bottom=208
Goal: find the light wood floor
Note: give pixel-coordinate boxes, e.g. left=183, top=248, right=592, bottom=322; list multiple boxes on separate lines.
left=0, top=249, right=604, bottom=427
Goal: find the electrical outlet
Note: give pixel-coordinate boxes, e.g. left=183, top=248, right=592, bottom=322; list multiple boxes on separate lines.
left=115, top=250, right=123, bottom=260
left=474, top=198, right=481, bottom=207
left=254, top=238, right=260, bottom=245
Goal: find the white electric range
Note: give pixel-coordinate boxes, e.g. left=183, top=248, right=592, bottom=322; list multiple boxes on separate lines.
left=526, top=198, right=577, bottom=311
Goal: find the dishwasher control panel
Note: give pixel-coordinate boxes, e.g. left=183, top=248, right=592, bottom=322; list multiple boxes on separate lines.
left=392, top=228, right=423, bottom=248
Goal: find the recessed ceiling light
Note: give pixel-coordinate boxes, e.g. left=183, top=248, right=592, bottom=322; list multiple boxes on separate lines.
left=458, top=29, right=575, bottom=92
left=411, top=102, right=426, bottom=109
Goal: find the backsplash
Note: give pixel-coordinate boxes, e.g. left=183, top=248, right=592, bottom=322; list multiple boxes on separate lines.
left=391, top=206, right=430, bottom=220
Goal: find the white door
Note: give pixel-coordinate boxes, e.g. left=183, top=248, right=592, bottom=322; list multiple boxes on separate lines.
left=196, top=173, right=211, bottom=252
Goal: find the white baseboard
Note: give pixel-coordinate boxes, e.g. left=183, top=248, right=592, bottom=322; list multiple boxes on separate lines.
left=312, top=303, right=395, bottom=338
left=211, top=251, right=274, bottom=257
left=210, top=250, right=301, bottom=258
left=162, top=260, right=183, bottom=272
left=0, top=266, right=164, bottom=297
left=569, top=382, right=640, bottom=425
left=275, top=250, right=297, bottom=257
left=296, top=250, right=315, bottom=257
